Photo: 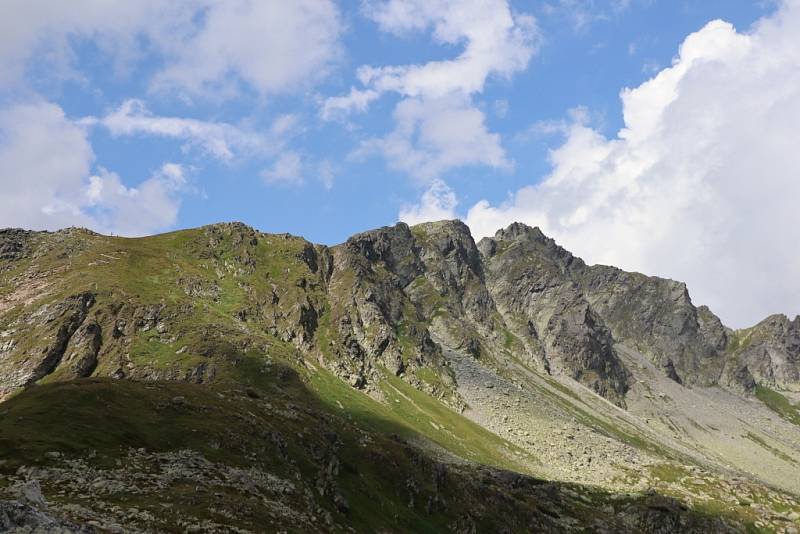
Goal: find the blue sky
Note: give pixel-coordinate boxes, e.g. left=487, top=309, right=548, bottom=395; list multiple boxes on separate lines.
left=2, top=0, right=799, bottom=327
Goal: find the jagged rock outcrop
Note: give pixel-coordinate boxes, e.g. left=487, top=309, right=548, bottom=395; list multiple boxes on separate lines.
left=728, top=314, right=800, bottom=391
left=0, top=229, right=34, bottom=263
left=326, top=223, right=446, bottom=388
left=58, top=320, right=103, bottom=379
left=0, top=292, right=96, bottom=395
left=578, top=267, right=729, bottom=386
left=406, top=221, right=497, bottom=357
left=477, top=222, right=752, bottom=392
left=478, top=223, right=630, bottom=405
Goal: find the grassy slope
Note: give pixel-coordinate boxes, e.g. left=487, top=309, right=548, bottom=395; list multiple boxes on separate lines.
left=0, top=372, right=753, bottom=533
left=1, top=226, right=318, bottom=379
left=0, top=372, right=463, bottom=532
left=755, top=384, right=800, bottom=426
left=1, top=226, right=529, bottom=473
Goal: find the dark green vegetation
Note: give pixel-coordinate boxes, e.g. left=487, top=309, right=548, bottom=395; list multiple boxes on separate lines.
left=755, top=385, right=800, bottom=426
left=0, top=372, right=739, bottom=533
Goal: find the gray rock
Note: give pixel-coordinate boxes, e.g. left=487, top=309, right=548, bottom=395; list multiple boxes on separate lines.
left=14, top=480, right=47, bottom=508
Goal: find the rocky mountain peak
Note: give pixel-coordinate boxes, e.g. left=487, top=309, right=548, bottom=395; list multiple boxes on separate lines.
left=478, top=222, right=583, bottom=273
left=339, top=222, right=421, bottom=284
left=493, top=221, right=547, bottom=242
left=411, top=220, right=484, bottom=281
left=0, top=229, right=34, bottom=261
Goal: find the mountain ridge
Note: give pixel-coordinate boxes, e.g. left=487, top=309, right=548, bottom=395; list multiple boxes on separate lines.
left=1, top=218, right=798, bottom=417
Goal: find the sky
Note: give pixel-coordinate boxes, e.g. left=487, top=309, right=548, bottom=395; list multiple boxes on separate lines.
left=1, top=0, right=798, bottom=328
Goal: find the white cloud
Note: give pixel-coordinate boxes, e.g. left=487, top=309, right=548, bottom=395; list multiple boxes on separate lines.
left=327, top=0, right=538, bottom=181
left=359, top=0, right=538, bottom=98
left=542, top=0, right=634, bottom=31
left=320, top=88, right=380, bottom=121
left=85, top=164, right=187, bottom=236
left=0, top=1, right=190, bottom=87
left=151, top=0, right=342, bottom=99
left=0, top=1, right=342, bottom=99
left=399, top=179, right=458, bottom=224
left=81, top=99, right=297, bottom=162
left=262, top=152, right=304, bottom=186
left=0, top=102, right=95, bottom=229
left=0, top=101, right=186, bottom=236
left=357, top=96, right=511, bottom=181
left=454, top=3, right=800, bottom=327
left=318, top=160, right=336, bottom=190
left=494, top=99, right=510, bottom=118
left=0, top=1, right=340, bottom=233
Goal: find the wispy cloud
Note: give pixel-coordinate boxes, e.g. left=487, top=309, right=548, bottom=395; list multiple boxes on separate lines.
left=81, top=99, right=298, bottom=163
left=261, top=151, right=304, bottom=186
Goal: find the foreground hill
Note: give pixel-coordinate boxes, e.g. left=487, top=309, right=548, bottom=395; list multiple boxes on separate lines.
left=0, top=221, right=799, bottom=532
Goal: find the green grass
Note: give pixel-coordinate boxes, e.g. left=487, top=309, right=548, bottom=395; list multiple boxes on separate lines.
left=0, top=223, right=335, bottom=388
left=0, top=374, right=457, bottom=532
left=726, top=329, right=754, bottom=353
left=648, top=463, right=690, bottom=484
left=501, top=327, right=516, bottom=350
left=743, top=432, right=798, bottom=465
left=3, top=373, right=747, bottom=533
left=414, top=366, right=448, bottom=392
left=380, top=373, right=536, bottom=470
left=306, top=365, right=535, bottom=473
left=755, top=384, right=800, bottom=426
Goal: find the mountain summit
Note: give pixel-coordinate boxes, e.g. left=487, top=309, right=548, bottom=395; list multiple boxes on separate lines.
left=1, top=222, right=799, bottom=532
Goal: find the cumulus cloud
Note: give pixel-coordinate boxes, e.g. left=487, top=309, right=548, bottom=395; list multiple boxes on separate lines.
left=85, top=164, right=187, bottom=236
left=0, top=101, right=186, bottom=236
left=359, top=0, right=537, bottom=97
left=0, top=102, right=95, bottom=230
left=399, top=179, right=458, bottom=224
left=0, top=1, right=341, bottom=230
left=356, top=96, right=511, bottom=181
left=326, top=0, right=538, bottom=181
left=0, top=0, right=342, bottom=99
left=320, top=88, right=379, bottom=121
left=151, top=0, right=342, bottom=98
left=81, top=99, right=297, bottom=162
left=442, top=2, right=800, bottom=327
left=0, top=1, right=189, bottom=87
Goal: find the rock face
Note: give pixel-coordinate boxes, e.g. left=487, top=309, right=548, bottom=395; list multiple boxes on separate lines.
left=477, top=223, right=751, bottom=392
left=325, top=222, right=445, bottom=387
left=578, top=269, right=729, bottom=387
left=0, top=229, right=33, bottom=262
left=407, top=221, right=497, bottom=357
left=0, top=292, right=96, bottom=395
left=478, top=223, right=629, bottom=404
left=728, top=314, right=800, bottom=391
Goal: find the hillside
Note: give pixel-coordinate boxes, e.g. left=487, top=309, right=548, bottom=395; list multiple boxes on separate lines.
left=1, top=221, right=799, bottom=533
